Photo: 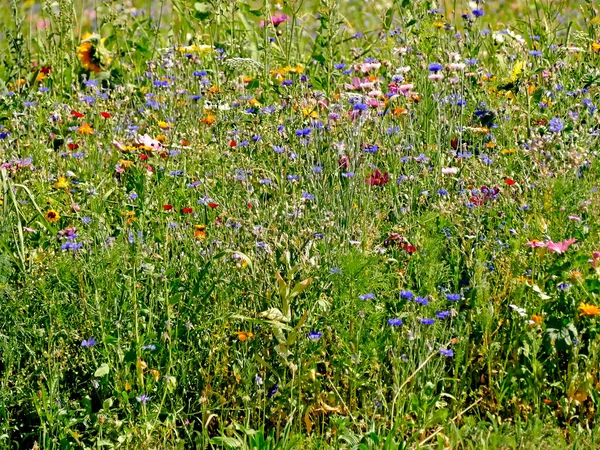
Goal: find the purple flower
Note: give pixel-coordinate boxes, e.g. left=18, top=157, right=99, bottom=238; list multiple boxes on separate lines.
left=415, top=296, right=429, bottom=306
left=136, top=394, right=151, bottom=404
left=388, top=318, right=403, bottom=326
left=81, top=337, right=96, bottom=347
left=439, top=348, right=454, bottom=357
left=142, top=344, right=157, bottom=351
left=549, top=117, right=564, bottom=133
left=421, top=318, right=435, bottom=325
left=268, top=383, right=279, bottom=398
left=428, top=62, right=443, bottom=72
left=359, top=293, right=375, bottom=300
left=308, top=331, right=322, bottom=341
left=446, top=293, right=461, bottom=301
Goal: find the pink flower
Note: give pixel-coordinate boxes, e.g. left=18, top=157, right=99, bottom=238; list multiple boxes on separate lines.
left=589, top=251, right=600, bottom=268
left=442, top=167, right=458, bottom=175
left=546, top=238, right=577, bottom=254
left=526, top=240, right=547, bottom=248
left=260, top=13, right=289, bottom=27
left=135, top=134, right=161, bottom=150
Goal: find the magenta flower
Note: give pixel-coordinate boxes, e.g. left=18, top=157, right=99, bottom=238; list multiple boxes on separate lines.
left=589, top=251, right=600, bottom=268
left=260, top=13, right=289, bottom=27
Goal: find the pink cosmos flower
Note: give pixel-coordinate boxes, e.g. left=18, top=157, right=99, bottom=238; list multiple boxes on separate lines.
left=546, top=238, right=577, bottom=254
left=135, top=134, right=161, bottom=150
left=344, top=77, right=375, bottom=91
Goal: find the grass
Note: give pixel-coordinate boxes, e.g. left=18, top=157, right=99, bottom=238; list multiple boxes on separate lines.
left=1, top=0, right=600, bottom=447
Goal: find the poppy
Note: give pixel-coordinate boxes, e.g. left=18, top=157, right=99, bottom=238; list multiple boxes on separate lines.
left=71, top=110, right=84, bottom=118
left=504, top=178, right=516, bottom=185
left=163, top=204, right=174, bottom=211
left=208, top=203, right=219, bottom=209
left=68, top=143, right=79, bottom=150
left=100, top=112, right=111, bottom=118
left=182, top=207, right=193, bottom=214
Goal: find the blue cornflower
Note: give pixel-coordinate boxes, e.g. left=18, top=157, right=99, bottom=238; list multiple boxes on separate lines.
left=353, top=103, right=368, bottom=111
left=428, top=62, right=443, bottom=72
left=400, top=290, right=414, bottom=300
left=388, top=318, right=403, bottom=326
left=81, top=216, right=92, bottom=224
left=295, top=128, right=311, bottom=137
left=272, top=145, right=285, bottom=153
left=334, top=63, right=346, bottom=69
left=446, top=293, right=461, bottom=301
left=359, top=293, right=375, bottom=300
left=415, top=296, right=429, bottom=306
left=472, top=9, right=484, bottom=17
left=142, top=344, right=156, bottom=351
left=436, top=311, right=451, bottom=319
left=302, top=192, right=315, bottom=200
left=268, top=383, right=279, bottom=398
left=330, top=267, right=342, bottom=274
left=557, top=283, right=571, bottom=291
left=129, top=191, right=138, bottom=200
left=438, top=189, right=448, bottom=195
left=528, top=50, right=543, bottom=57
left=287, top=174, right=300, bottom=182
left=421, top=318, right=435, bottom=325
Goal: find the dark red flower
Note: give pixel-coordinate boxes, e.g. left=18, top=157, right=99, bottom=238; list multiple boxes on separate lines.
left=366, top=169, right=389, bottom=186
left=163, top=204, right=173, bottom=211
left=182, top=207, right=193, bottom=214
left=229, top=140, right=237, bottom=147
left=68, top=143, right=79, bottom=150
left=100, top=112, right=111, bottom=119
left=139, top=154, right=148, bottom=160
left=40, top=66, right=52, bottom=74
left=208, top=202, right=219, bottom=209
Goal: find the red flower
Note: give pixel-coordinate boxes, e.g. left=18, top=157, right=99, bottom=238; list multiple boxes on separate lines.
left=159, top=152, right=168, bottom=159
left=366, top=169, right=389, bottom=186
left=403, top=244, right=417, bottom=253
left=182, top=207, right=193, bottom=214
left=504, top=178, right=516, bottom=185
left=68, top=143, right=79, bottom=150
left=100, top=112, right=111, bottom=119
left=247, top=202, right=253, bottom=209
left=40, top=66, right=52, bottom=74
left=229, top=140, right=237, bottom=147
left=163, top=204, right=174, bottom=211
left=71, top=110, right=84, bottom=118
left=139, top=154, right=148, bottom=160
left=181, top=139, right=190, bottom=146
left=208, top=202, right=219, bottom=209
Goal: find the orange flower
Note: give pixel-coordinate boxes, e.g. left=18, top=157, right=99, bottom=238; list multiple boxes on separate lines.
left=194, top=225, right=207, bottom=240
left=579, top=303, right=600, bottom=317
left=78, top=123, right=94, bottom=135
left=234, top=331, right=254, bottom=341
left=201, top=115, right=216, bottom=125
left=531, top=314, right=543, bottom=325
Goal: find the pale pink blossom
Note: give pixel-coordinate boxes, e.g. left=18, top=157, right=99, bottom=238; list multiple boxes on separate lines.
left=546, top=238, right=577, bottom=254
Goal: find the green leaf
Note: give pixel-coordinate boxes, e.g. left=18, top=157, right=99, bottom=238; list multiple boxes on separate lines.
left=94, top=363, right=110, bottom=378
left=289, top=277, right=312, bottom=299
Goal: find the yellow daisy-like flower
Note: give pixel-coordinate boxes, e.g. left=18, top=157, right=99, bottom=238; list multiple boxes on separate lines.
left=579, top=303, right=600, bottom=317
left=45, top=209, right=60, bottom=223
left=592, top=43, right=600, bottom=53
left=194, top=225, right=207, bottom=240
left=158, top=121, right=171, bottom=130
left=54, top=177, right=69, bottom=189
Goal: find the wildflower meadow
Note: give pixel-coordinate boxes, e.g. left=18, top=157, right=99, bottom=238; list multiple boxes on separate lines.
left=3, top=0, right=600, bottom=448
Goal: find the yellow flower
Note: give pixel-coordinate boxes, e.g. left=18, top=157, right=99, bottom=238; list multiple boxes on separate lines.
left=592, top=43, right=600, bottom=53
left=36, top=72, right=47, bottom=82
left=45, top=209, right=60, bottom=223
left=502, top=148, right=516, bottom=155
left=531, top=314, right=543, bottom=325
left=77, top=33, right=102, bottom=73
left=78, top=123, right=94, bottom=135
left=158, top=121, right=171, bottom=130
left=54, top=177, right=69, bottom=189
left=579, top=303, right=600, bottom=317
